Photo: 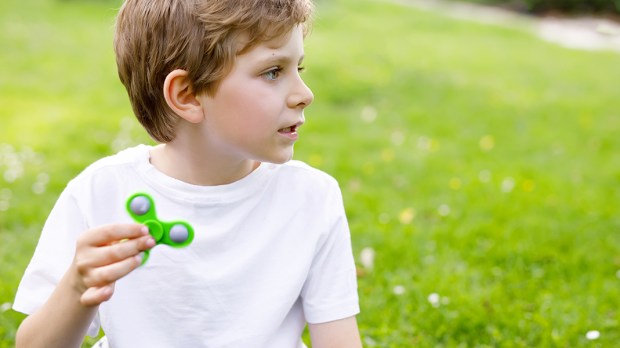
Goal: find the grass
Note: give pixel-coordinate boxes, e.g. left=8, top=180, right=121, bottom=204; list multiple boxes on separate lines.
left=1, top=0, right=619, bottom=346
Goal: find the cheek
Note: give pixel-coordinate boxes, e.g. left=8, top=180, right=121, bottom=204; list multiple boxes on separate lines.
left=220, top=79, right=267, bottom=111
left=225, top=87, right=276, bottom=122
left=208, top=77, right=281, bottom=135
left=228, top=96, right=269, bottom=129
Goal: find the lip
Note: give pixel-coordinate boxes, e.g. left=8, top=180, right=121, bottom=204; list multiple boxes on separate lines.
left=277, top=121, right=304, bottom=141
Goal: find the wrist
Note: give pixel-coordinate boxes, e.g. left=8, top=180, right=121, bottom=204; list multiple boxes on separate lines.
left=68, top=261, right=87, bottom=293
left=63, top=262, right=95, bottom=308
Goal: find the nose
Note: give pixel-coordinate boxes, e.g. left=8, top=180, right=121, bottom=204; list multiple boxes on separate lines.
left=288, top=75, right=314, bottom=109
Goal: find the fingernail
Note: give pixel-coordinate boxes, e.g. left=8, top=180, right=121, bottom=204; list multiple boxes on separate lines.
left=135, top=252, right=144, bottom=263
left=141, top=225, right=149, bottom=235
left=146, top=237, right=155, bottom=248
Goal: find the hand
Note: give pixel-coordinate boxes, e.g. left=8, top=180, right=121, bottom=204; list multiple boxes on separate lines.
left=70, top=224, right=155, bottom=307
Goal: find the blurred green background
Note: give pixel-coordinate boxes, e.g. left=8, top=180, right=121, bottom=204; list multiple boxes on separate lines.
left=465, top=0, right=620, bottom=15
left=1, top=0, right=619, bottom=346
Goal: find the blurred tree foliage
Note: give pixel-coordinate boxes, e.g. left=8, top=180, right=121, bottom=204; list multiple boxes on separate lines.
left=470, top=0, right=620, bottom=15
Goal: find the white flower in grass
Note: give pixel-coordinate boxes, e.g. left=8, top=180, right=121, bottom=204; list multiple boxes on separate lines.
left=393, top=285, right=406, bottom=295
left=438, top=204, right=450, bottom=217
left=586, top=330, right=600, bottom=340
left=364, top=337, right=377, bottom=346
left=501, top=177, right=515, bottom=193
left=348, top=178, right=362, bottom=193
left=360, top=247, right=375, bottom=270
left=0, top=302, right=11, bottom=312
left=361, top=106, right=377, bottom=123
left=37, top=172, right=50, bottom=184
left=0, top=189, right=11, bottom=199
left=391, top=131, right=405, bottom=146
left=32, top=182, right=45, bottom=194
left=428, top=293, right=440, bottom=307
left=2, top=151, right=24, bottom=182
left=0, top=188, right=11, bottom=212
left=4, top=169, right=21, bottom=183
left=479, top=170, right=492, bottom=183
left=32, top=172, right=50, bottom=194
left=423, top=255, right=436, bottom=265
left=417, top=136, right=432, bottom=152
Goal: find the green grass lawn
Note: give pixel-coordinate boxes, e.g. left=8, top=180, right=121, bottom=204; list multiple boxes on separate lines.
left=1, top=0, right=619, bottom=346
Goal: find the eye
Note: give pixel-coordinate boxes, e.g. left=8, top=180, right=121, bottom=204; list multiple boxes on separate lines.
left=263, top=67, right=282, bottom=81
left=298, top=66, right=306, bottom=73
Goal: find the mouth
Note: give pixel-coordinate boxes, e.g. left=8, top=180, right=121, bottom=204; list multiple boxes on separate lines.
left=278, top=125, right=298, bottom=134
left=278, top=121, right=303, bottom=140
left=278, top=121, right=303, bottom=134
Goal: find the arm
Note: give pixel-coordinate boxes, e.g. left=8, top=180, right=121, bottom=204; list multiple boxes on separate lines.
left=15, top=224, right=154, bottom=348
left=309, top=316, right=362, bottom=348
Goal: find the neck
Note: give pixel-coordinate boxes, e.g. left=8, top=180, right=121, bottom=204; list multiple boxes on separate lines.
left=149, top=143, right=260, bottom=186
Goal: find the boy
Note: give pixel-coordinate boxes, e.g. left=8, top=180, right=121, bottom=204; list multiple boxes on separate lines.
left=13, top=0, right=362, bottom=347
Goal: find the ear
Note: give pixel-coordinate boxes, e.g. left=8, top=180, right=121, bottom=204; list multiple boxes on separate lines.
left=163, top=69, right=204, bottom=124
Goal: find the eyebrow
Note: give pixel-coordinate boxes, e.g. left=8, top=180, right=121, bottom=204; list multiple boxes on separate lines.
left=260, top=54, right=305, bottom=66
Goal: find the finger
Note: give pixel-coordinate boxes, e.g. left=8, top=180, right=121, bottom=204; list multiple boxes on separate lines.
left=91, top=235, right=155, bottom=266
left=85, top=223, right=149, bottom=247
left=84, top=253, right=144, bottom=288
left=80, top=284, right=114, bottom=307
left=73, top=234, right=153, bottom=281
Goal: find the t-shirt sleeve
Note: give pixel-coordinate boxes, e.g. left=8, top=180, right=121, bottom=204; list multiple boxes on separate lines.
left=300, top=180, right=360, bottom=324
left=13, top=185, right=101, bottom=337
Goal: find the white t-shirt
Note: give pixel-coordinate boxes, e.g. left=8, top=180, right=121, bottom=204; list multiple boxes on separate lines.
left=13, top=145, right=359, bottom=347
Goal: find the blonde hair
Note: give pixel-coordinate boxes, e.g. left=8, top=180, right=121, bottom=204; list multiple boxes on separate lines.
left=114, top=0, right=314, bottom=142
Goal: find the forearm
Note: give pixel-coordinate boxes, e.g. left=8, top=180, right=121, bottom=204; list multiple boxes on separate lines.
left=309, top=316, right=362, bottom=348
left=16, top=224, right=152, bottom=347
left=15, top=270, right=98, bottom=348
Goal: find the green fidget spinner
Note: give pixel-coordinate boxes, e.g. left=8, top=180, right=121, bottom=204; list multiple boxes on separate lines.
left=126, top=193, right=194, bottom=264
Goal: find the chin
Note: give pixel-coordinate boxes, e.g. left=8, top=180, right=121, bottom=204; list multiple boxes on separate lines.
left=261, top=149, right=294, bottom=164
left=268, top=156, right=293, bottom=165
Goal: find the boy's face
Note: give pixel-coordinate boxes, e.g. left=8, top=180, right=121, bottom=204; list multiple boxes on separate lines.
left=196, top=25, right=314, bottom=164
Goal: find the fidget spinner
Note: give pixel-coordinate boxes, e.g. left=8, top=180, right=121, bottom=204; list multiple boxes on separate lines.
left=126, top=193, right=194, bottom=264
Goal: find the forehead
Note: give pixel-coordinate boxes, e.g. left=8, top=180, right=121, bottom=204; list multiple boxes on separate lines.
left=236, top=25, right=304, bottom=59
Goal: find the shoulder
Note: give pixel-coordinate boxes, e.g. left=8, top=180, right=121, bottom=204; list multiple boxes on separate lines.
left=278, top=160, right=338, bottom=183
left=80, top=145, right=149, bottom=174
left=275, top=160, right=341, bottom=191
left=66, top=145, right=150, bottom=191
left=267, top=160, right=344, bottom=212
